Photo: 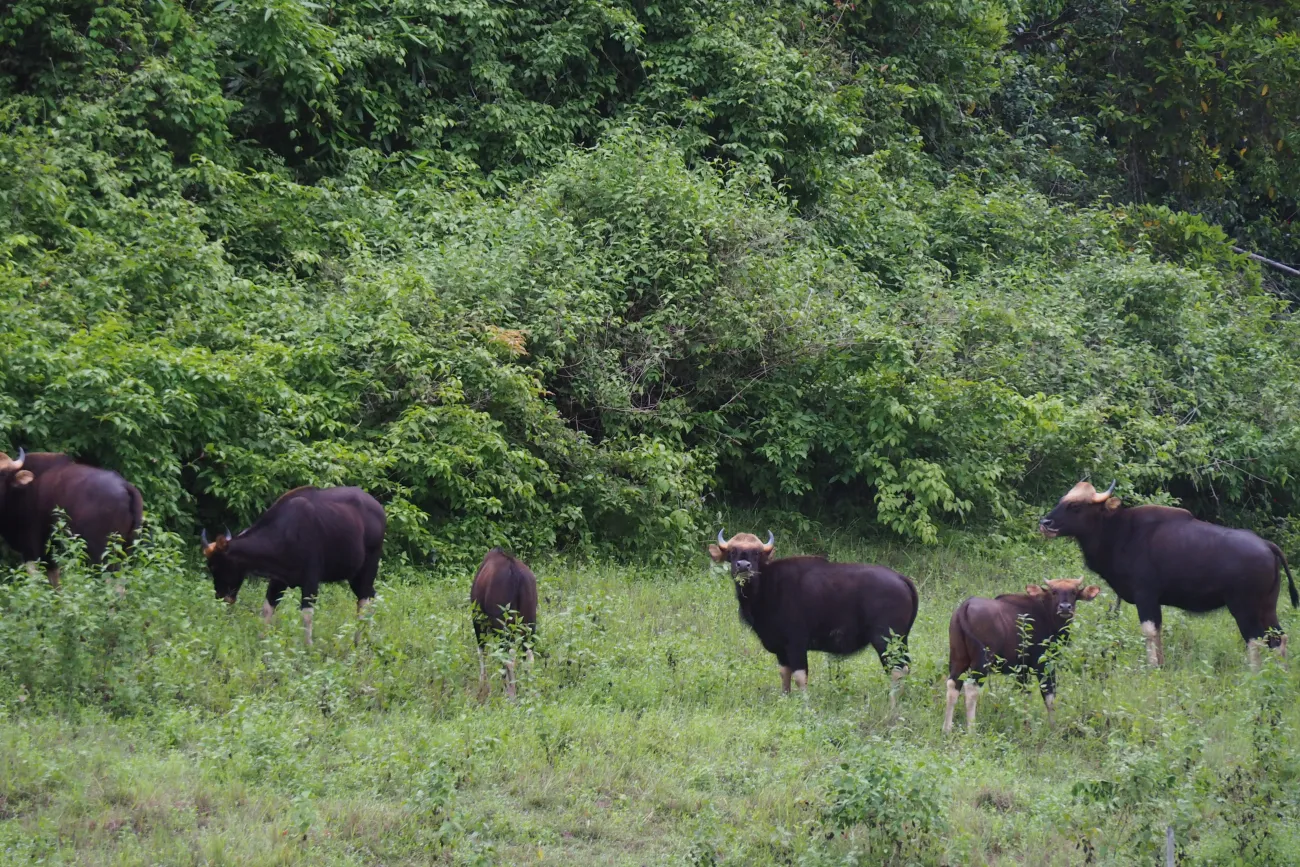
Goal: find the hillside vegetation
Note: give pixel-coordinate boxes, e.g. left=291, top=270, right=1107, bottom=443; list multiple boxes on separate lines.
left=3, top=0, right=1300, bottom=566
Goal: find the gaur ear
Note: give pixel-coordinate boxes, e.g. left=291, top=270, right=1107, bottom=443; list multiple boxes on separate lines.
left=1025, top=584, right=1044, bottom=597
left=1104, top=496, right=1121, bottom=511
left=12, top=469, right=34, bottom=487
left=1079, top=584, right=1101, bottom=600
left=708, top=544, right=725, bottom=562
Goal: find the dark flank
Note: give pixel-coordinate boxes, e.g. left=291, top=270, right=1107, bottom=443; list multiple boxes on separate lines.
left=201, top=485, right=386, bottom=647
left=944, top=578, right=1100, bottom=733
left=1039, top=481, right=1297, bottom=667
left=708, top=530, right=918, bottom=709
left=0, top=449, right=144, bottom=587
left=470, top=548, right=538, bottom=700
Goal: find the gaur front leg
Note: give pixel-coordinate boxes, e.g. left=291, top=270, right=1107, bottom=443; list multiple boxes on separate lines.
left=775, top=651, right=793, bottom=694
left=1135, top=597, right=1164, bottom=667
left=263, top=581, right=288, bottom=625
left=1040, top=675, right=1057, bottom=727
left=786, top=646, right=809, bottom=694
left=27, top=560, right=60, bottom=588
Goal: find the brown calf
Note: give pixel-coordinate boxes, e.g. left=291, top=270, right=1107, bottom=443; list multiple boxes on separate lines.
left=470, top=548, right=538, bottom=699
left=944, top=578, right=1100, bottom=733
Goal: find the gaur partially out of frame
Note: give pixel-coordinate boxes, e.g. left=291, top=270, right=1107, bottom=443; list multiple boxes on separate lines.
left=0, top=448, right=143, bottom=586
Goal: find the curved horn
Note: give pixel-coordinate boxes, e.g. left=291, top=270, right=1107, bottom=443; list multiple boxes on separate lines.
left=1093, top=480, right=1117, bottom=502
left=12, top=447, right=24, bottom=469
left=224, top=527, right=233, bottom=541
left=763, top=531, right=775, bottom=552
left=201, top=529, right=210, bottom=547
left=716, top=528, right=727, bottom=548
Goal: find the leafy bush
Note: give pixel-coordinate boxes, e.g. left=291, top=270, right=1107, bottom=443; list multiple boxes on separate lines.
left=0, top=525, right=192, bottom=715
left=824, top=741, right=949, bottom=865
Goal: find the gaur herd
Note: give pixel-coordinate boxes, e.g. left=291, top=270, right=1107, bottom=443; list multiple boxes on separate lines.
left=2, top=449, right=1296, bottom=730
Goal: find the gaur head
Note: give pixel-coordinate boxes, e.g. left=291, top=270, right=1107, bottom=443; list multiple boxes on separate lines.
left=200, top=528, right=241, bottom=603
left=1026, top=578, right=1101, bottom=618
left=1039, top=480, right=1119, bottom=539
left=708, top=529, right=775, bottom=581
left=0, top=448, right=33, bottom=509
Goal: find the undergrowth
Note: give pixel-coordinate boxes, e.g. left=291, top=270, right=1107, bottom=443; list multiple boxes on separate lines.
left=1, top=531, right=1296, bottom=865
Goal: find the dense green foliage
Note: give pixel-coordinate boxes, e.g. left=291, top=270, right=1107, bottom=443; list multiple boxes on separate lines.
left=1012, top=0, right=1300, bottom=276
left=2, top=535, right=1298, bottom=864
left=1, top=0, right=1299, bottom=566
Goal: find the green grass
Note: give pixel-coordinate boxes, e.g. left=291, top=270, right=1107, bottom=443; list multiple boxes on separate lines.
left=1, top=533, right=1299, bottom=865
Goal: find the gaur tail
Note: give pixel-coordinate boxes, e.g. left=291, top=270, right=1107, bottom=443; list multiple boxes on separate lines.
left=126, top=483, right=145, bottom=536
left=952, top=608, right=987, bottom=681
left=1272, top=543, right=1299, bottom=608
left=901, top=573, right=920, bottom=633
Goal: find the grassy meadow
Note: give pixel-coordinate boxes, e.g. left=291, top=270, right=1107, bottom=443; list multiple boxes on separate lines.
left=2, top=528, right=1298, bottom=866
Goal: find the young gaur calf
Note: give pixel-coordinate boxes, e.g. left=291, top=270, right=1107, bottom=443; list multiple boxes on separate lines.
left=470, top=548, right=538, bottom=700
left=709, top=530, right=918, bottom=709
left=944, top=578, right=1100, bottom=733
left=201, top=485, right=386, bottom=646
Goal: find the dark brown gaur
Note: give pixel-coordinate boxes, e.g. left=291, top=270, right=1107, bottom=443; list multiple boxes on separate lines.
left=470, top=548, right=538, bottom=700
left=709, top=530, right=918, bottom=709
left=944, top=578, right=1100, bottom=733
left=1040, top=481, right=1297, bottom=668
left=0, top=448, right=144, bottom=587
left=201, top=485, right=386, bottom=647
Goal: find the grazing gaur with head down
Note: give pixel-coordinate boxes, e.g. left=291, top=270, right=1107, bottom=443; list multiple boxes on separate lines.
left=708, top=530, right=918, bottom=708
left=469, top=548, right=538, bottom=700
left=0, top=449, right=144, bottom=586
left=944, top=578, right=1100, bottom=733
left=201, top=486, right=386, bottom=646
left=1039, top=481, right=1297, bottom=668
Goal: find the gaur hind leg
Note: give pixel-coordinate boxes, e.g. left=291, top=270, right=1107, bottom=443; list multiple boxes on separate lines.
left=871, top=632, right=909, bottom=713
left=963, top=678, right=982, bottom=730
left=350, top=548, right=381, bottom=646
left=475, top=637, right=490, bottom=701
left=1229, top=599, right=1270, bottom=671
left=1260, top=597, right=1288, bottom=662
left=943, top=676, right=962, bottom=734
